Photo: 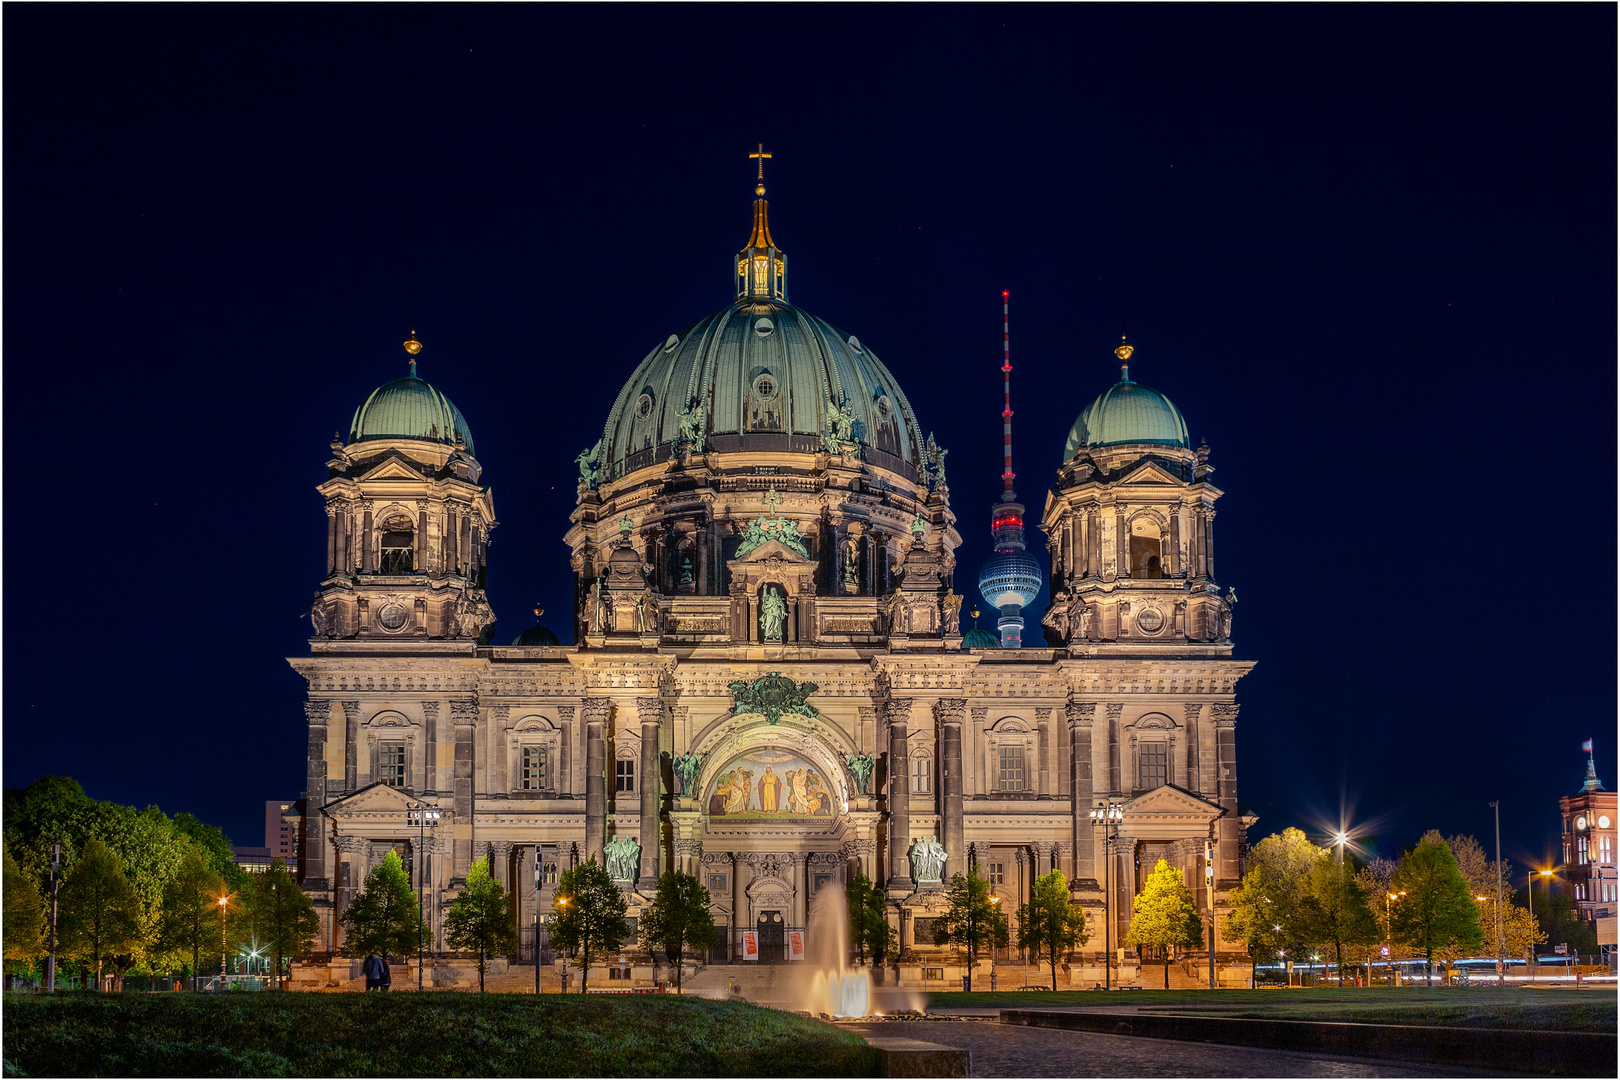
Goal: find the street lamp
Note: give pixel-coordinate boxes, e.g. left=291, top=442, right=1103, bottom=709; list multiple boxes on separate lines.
left=1489, top=801, right=1505, bottom=987
left=1089, top=801, right=1125, bottom=990
left=534, top=848, right=546, bottom=995
left=1333, top=831, right=1349, bottom=867
left=406, top=803, right=441, bottom=992
left=1205, top=840, right=1217, bottom=990
left=989, top=895, right=1001, bottom=991
left=1385, top=891, right=1405, bottom=987
left=217, top=894, right=230, bottom=987
left=555, top=895, right=571, bottom=993
left=1529, top=869, right=1553, bottom=985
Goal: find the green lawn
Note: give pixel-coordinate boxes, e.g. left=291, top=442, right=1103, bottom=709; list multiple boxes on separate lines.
left=1, top=993, right=880, bottom=1078
left=925, top=987, right=1617, bottom=1033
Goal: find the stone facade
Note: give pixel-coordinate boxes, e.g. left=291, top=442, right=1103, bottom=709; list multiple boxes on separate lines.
left=289, top=183, right=1255, bottom=980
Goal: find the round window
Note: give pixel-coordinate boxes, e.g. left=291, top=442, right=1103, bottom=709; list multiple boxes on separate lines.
left=876, top=396, right=892, bottom=418
left=636, top=394, right=654, bottom=418
left=753, top=375, right=777, bottom=400
left=754, top=317, right=775, bottom=336
left=663, top=334, right=680, bottom=352
left=847, top=335, right=862, bottom=353
left=1136, top=608, right=1164, bottom=633
left=377, top=603, right=409, bottom=632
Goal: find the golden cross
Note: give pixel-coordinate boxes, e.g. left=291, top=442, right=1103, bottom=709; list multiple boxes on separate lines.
left=749, top=143, right=771, bottom=181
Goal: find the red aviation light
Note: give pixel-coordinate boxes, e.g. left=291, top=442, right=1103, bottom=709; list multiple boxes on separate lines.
left=993, top=515, right=1023, bottom=530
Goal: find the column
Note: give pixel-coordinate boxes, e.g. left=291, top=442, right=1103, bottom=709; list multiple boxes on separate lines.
left=557, top=706, right=575, bottom=797
left=326, top=508, right=337, bottom=575
left=490, top=840, right=512, bottom=890
left=1088, top=507, right=1101, bottom=579
left=1071, top=513, right=1085, bottom=580
left=303, top=701, right=332, bottom=889
left=493, top=706, right=511, bottom=796
left=416, top=502, right=429, bottom=572
left=359, top=502, right=374, bottom=571
left=637, top=696, right=662, bottom=889
left=1168, top=502, right=1182, bottom=577
left=444, top=504, right=458, bottom=573
left=1182, top=704, right=1203, bottom=795
left=1036, top=709, right=1052, bottom=799
left=885, top=698, right=912, bottom=890
left=1205, top=510, right=1216, bottom=582
left=461, top=513, right=474, bottom=577
left=1212, top=704, right=1240, bottom=888
left=792, top=853, right=808, bottom=929
left=582, top=698, right=610, bottom=863
left=450, top=699, right=478, bottom=882
left=342, top=700, right=360, bottom=793
left=1115, top=506, right=1129, bottom=579
left=936, top=698, right=966, bottom=879
left=335, top=503, right=350, bottom=573
left=732, top=853, right=746, bottom=957
left=1066, top=702, right=1096, bottom=890
left=1106, top=704, right=1124, bottom=795
left=334, top=835, right=368, bottom=951
left=422, top=701, right=440, bottom=796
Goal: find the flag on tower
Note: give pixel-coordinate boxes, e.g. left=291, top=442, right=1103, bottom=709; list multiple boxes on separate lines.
left=1582, top=739, right=1594, bottom=753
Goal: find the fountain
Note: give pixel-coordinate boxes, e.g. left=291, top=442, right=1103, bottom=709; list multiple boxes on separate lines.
left=800, top=885, right=872, bottom=1017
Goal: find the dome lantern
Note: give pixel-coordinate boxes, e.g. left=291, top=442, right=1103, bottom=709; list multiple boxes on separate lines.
left=736, top=144, right=787, bottom=302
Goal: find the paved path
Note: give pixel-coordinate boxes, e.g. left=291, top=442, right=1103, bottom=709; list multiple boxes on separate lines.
left=843, top=1019, right=1504, bottom=1078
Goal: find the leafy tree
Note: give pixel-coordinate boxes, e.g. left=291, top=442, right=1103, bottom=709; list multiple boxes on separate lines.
left=1443, top=833, right=1514, bottom=901
left=156, top=850, right=224, bottom=988
left=1532, top=889, right=1598, bottom=959
left=637, top=870, right=717, bottom=993
left=4, top=843, right=47, bottom=971
left=1128, top=859, right=1203, bottom=989
left=338, top=850, right=425, bottom=962
left=1223, top=828, right=1324, bottom=983
left=58, top=838, right=141, bottom=988
left=173, top=812, right=253, bottom=894
left=1222, top=869, right=1284, bottom=982
left=1390, top=834, right=1482, bottom=984
left=1475, top=894, right=1544, bottom=967
left=550, top=857, right=630, bottom=994
left=250, top=859, right=319, bottom=988
left=845, top=873, right=897, bottom=970
left=1299, top=858, right=1380, bottom=980
left=932, top=868, right=1008, bottom=990
left=1015, top=870, right=1087, bottom=991
left=444, top=857, right=518, bottom=992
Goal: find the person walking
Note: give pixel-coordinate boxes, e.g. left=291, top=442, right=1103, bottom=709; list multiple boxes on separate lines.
left=363, top=951, right=383, bottom=992
left=379, top=955, right=392, bottom=993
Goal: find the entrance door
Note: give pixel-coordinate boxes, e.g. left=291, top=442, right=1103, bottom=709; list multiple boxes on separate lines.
left=757, top=911, right=785, bottom=963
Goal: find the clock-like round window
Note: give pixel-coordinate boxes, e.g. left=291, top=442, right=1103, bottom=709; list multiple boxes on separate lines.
left=754, top=317, right=775, bottom=337
left=636, top=394, right=654, bottom=418
left=1600, top=815, right=1612, bottom=829
left=753, top=374, right=777, bottom=400
left=876, top=396, right=892, bottom=419
left=1136, top=607, right=1165, bottom=633
left=377, top=603, right=409, bottom=632
left=1576, top=815, right=1587, bottom=830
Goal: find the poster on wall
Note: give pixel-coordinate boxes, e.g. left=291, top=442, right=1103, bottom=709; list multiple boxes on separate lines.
left=788, top=931, right=805, bottom=961
left=705, top=748, right=836, bottom=819
left=741, top=931, right=759, bottom=961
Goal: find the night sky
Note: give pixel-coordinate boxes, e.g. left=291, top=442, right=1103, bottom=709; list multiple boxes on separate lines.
left=6, top=6, right=1613, bottom=871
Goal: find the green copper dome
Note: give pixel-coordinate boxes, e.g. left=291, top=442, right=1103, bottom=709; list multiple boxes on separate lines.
left=1063, top=369, right=1188, bottom=458
left=350, top=365, right=475, bottom=456
left=961, top=625, right=1000, bottom=649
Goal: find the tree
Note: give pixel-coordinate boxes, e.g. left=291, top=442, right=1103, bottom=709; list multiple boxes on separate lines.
left=1015, top=870, right=1087, bottom=991
left=1476, top=894, right=1544, bottom=966
left=1299, top=858, right=1380, bottom=981
left=338, top=850, right=425, bottom=962
left=550, top=857, right=630, bottom=994
left=58, top=838, right=141, bottom=988
left=250, top=859, right=319, bottom=988
left=1390, top=834, right=1482, bottom=985
left=1444, top=833, right=1514, bottom=901
left=637, top=870, right=716, bottom=994
left=845, top=873, right=897, bottom=971
left=156, top=850, right=224, bottom=988
left=1222, top=828, right=1324, bottom=983
left=1128, top=859, right=1203, bottom=989
left=4, top=843, right=47, bottom=972
left=931, top=868, right=1008, bottom=990
left=444, top=857, right=518, bottom=992
left=173, top=812, right=253, bottom=894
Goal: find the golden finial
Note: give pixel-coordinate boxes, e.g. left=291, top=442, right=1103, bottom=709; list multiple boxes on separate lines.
left=1114, top=336, right=1133, bottom=362
left=404, top=329, right=423, bottom=356
left=749, top=143, right=771, bottom=193
left=533, top=605, right=544, bottom=619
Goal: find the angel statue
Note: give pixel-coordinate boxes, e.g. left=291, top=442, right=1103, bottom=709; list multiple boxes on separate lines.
left=673, top=399, right=706, bottom=456
left=941, top=590, right=963, bottom=635
left=672, top=752, right=704, bottom=797
left=575, top=438, right=603, bottom=490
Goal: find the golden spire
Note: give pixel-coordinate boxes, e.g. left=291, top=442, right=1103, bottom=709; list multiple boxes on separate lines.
left=404, top=329, right=423, bottom=377
left=737, top=145, right=785, bottom=300
left=749, top=143, right=772, bottom=188
left=1115, top=335, right=1133, bottom=382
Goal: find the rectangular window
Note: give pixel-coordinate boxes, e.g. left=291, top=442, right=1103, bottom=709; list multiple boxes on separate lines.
left=1600, top=835, right=1612, bottom=863
left=986, top=861, right=1005, bottom=886
left=521, top=746, right=548, bottom=791
left=913, top=917, right=936, bottom=945
left=911, top=758, right=932, bottom=794
left=616, top=759, right=635, bottom=793
left=379, top=744, right=406, bottom=788
left=1577, top=836, right=1588, bottom=864
left=1138, top=743, right=1168, bottom=791
left=997, top=746, right=1025, bottom=791
left=922, top=967, right=945, bottom=981
left=543, top=860, right=558, bottom=885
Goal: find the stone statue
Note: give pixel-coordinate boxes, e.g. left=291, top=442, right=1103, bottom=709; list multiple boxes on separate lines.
left=636, top=588, right=659, bottom=634
left=842, top=536, right=861, bottom=586
left=1227, top=585, right=1239, bottom=606
left=923, top=433, right=948, bottom=491
left=672, top=752, right=704, bottom=797
left=1218, top=602, right=1233, bottom=642
left=1075, top=602, right=1093, bottom=642
left=819, top=415, right=843, bottom=457
left=777, top=517, right=808, bottom=553
left=941, top=591, right=963, bottom=635
left=882, top=590, right=908, bottom=635
left=586, top=579, right=604, bottom=634
left=760, top=588, right=787, bottom=643
left=845, top=753, right=875, bottom=796
left=674, top=399, right=705, bottom=455
left=575, top=438, right=603, bottom=490
left=827, top=396, right=857, bottom=443
left=1043, top=590, right=1069, bottom=642
left=308, top=594, right=332, bottom=638
left=908, top=835, right=947, bottom=884
left=605, top=834, right=641, bottom=882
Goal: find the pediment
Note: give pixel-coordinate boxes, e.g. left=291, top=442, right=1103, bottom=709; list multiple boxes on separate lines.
left=1122, top=784, right=1223, bottom=820
left=1116, top=459, right=1184, bottom=486
left=727, top=539, right=815, bottom=567
left=322, top=782, right=424, bottom=819
left=357, top=456, right=431, bottom=482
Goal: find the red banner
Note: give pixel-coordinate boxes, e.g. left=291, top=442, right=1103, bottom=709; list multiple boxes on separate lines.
left=788, top=931, right=804, bottom=960
left=741, top=931, right=759, bottom=961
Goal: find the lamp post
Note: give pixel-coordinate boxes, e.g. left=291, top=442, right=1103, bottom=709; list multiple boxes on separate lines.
left=218, top=894, right=230, bottom=987
left=1384, top=891, right=1404, bottom=987
left=1333, top=831, right=1348, bottom=867
left=45, top=843, right=60, bottom=994
left=1089, top=801, right=1124, bottom=990
left=534, top=848, right=544, bottom=995
left=555, top=895, right=570, bottom=993
left=1528, top=868, right=1553, bottom=985
left=1487, top=801, right=1505, bottom=986
left=1205, top=839, right=1217, bottom=990
left=406, top=803, right=441, bottom=992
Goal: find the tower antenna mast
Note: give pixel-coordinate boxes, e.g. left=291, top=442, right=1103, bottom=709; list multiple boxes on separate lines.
left=1002, top=290, right=1015, bottom=498
left=977, top=289, right=1042, bottom=647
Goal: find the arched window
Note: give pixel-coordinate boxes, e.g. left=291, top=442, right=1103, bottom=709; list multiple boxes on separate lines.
left=1129, top=517, right=1164, bottom=579
left=379, top=514, right=415, bottom=573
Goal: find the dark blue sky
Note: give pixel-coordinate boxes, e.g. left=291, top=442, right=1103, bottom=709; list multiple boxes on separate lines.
left=6, top=6, right=1613, bottom=869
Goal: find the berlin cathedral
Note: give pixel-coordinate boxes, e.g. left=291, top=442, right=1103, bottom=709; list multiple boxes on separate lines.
left=290, top=157, right=1253, bottom=988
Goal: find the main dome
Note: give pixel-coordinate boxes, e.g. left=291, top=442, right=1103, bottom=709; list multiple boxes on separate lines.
left=598, top=298, right=926, bottom=481
left=1062, top=376, right=1188, bottom=458
left=351, top=369, right=476, bottom=455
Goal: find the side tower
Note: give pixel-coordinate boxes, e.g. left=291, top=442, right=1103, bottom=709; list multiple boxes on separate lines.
left=311, top=333, right=497, bottom=642
left=977, top=291, right=1042, bottom=646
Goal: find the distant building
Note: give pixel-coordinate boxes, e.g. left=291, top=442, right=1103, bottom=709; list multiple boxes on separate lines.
left=233, top=846, right=274, bottom=874
left=1558, top=742, right=1616, bottom=940
left=267, top=800, right=298, bottom=864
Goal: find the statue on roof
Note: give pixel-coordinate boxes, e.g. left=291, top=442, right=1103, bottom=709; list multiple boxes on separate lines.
left=673, top=399, right=706, bottom=456
left=575, top=438, right=603, bottom=490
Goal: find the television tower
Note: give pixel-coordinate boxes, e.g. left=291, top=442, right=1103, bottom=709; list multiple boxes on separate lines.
left=976, top=291, right=1043, bottom=646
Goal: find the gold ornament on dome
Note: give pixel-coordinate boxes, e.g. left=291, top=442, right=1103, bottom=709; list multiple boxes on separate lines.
left=404, top=330, right=424, bottom=356
left=1114, top=336, right=1133, bottom=361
